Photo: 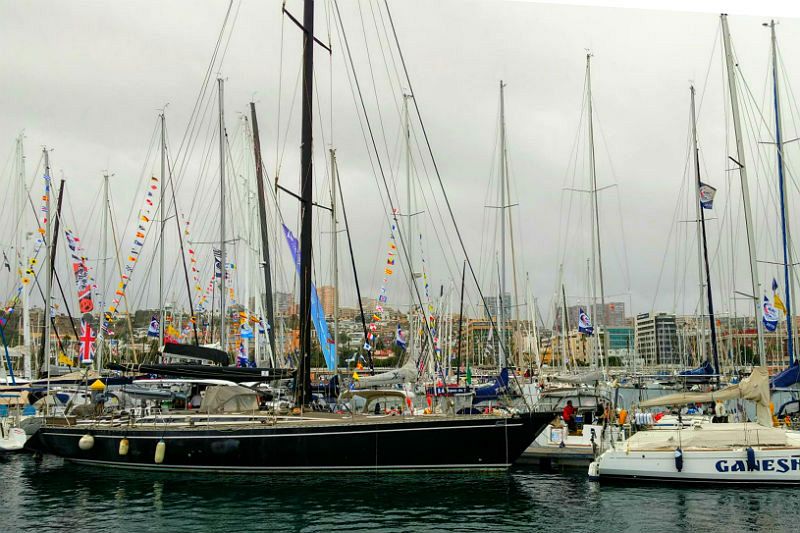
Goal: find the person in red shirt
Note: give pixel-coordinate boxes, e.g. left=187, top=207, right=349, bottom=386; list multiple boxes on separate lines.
left=562, top=400, right=576, bottom=432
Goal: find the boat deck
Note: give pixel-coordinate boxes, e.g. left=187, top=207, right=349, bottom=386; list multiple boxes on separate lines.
left=518, top=445, right=595, bottom=468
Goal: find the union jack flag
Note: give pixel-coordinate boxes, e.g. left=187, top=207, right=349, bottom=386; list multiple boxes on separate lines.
left=79, top=320, right=96, bottom=364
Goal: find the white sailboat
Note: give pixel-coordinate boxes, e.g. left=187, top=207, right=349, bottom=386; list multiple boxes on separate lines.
left=589, top=367, right=800, bottom=483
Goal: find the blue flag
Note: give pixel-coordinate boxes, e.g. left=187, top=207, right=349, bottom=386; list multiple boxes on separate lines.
left=147, top=314, right=160, bottom=337
left=282, top=224, right=336, bottom=370
left=236, top=341, right=250, bottom=367
left=699, top=182, right=717, bottom=209
left=763, top=296, right=779, bottom=332
left=395, top=324, right=407, bottom=350
left=578, top=308, right=594, bottom=336
left=240, top=323, right=254, bottom=339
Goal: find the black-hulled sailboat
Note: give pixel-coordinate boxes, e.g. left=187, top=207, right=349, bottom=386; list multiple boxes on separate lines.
left=26, top=0, right=551, bottom=472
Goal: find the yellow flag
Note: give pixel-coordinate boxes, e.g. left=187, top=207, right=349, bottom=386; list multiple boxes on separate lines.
left=352, top=371, right=360, bottom=381
left=57, top=352, right=74, bottom=367
left=775, top=293, right=787, bottom=315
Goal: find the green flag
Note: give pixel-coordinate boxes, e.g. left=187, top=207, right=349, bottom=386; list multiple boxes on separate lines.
left=466, top=361, right=472, bottom=385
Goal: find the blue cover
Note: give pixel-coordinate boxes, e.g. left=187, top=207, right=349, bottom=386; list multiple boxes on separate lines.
left=771, top=362, right=800, bottom=388
left=474, top=368, right=509, bottom=401
left=679, top=359, right=715, bottom=376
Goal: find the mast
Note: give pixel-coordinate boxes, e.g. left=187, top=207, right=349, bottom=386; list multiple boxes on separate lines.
left=249, top=102, right=277, bottom=360
left=96, top=171, right=110, bottom=370
left=721, top=14, right=765, bottom=366
left=22, top=231, right=31, bottom=378
left=691, top=85, right=721, bottom=375
left=456, top=260, right=466, bottom=383
left=586, top=54, right=608, bottom=372
left=560, top=272, right=571, bottom=370
left=498, top=80, right=508, bottom=369
left=403, top=92, right=416, bottom=356
left=296, top=0, right=315, bottom=406
left=42, top=148, right=52, bottom=381
left=16, top=136, right=32, bottom=379
left=218, top=78, right=228, bottom=354
left=769, top=20, right=795, bottom=366
left=159, top=113, right=166, bottom=348
left=331, top=148, right=339, bottom=369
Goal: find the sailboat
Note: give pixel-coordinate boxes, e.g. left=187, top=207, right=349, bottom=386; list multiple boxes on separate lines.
left=26, top=0, right=552, bottom=472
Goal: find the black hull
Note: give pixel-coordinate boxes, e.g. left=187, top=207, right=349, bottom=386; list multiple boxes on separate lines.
left=27, top=412, right=552, bottom=473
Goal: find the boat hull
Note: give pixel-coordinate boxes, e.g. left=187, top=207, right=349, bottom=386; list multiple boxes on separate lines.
left=592, top=446, right=800, bottom=484
left=26, top=412, right=552, bottom=472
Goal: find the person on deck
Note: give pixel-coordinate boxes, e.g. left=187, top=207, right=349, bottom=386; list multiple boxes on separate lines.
left=563, top=400, right=576, bottom=432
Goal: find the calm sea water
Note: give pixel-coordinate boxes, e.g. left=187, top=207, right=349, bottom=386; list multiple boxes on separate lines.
left=0, top=453, right=796, bottom=533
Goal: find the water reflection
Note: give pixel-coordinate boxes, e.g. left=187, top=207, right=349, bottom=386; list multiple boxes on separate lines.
left=1, top=455, right=798, bottom=532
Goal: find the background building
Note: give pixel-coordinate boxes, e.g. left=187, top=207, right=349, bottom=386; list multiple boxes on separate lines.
left=635, top=312, right=678, bottom=366
left=554, top=302, right=626, bottom=331
left=318, top=286, right=336, bottom=317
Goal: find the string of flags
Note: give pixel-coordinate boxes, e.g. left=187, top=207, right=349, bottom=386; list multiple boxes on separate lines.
left=102, top=176, right=159, bottom=332
left=363, top=224, right=398, bottom=351
left=64, top=228, right=95, bottom=314
left=418, top=232, right=441, bottom=361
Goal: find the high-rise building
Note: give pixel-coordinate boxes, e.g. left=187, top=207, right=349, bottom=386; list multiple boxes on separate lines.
left=635, top=312, right=679, bottom=366
left=318, top=286, right=336, bottom=317
left=483, top=293, right=512, bottom=320
left=273, top=291, right=293, bottom=314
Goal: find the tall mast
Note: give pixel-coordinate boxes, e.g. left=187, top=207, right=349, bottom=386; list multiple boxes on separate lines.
left=691, top=85, right=721, bottom=375
left=456, top=261, right=466, bottom=383
left=249, top=102, right=277, bottom=361
left=691, top=86, right=707, bottom=364
left=96, top=171, right=110, bottom=370
left=721, top=14, right=765, bottom=366
left=331, top=148, right=339, bottom=369
left=560, top=272, right=571, bottom=370
left=586, top=54, right=608, bottom=372
left=17, top=136, right=32, bottom=379
left=403, top=92, right=415, bottom=355
left=769, top=20, right=795, bottom=366
left=159, top=113, right=166, bottom=348
left=296, top=0, right=315, bottom=406
left=218, top=79, right=228, bottom=354
left=42, top=148, right=52, bottom=382
left=499, top=80, right=508, bottom=369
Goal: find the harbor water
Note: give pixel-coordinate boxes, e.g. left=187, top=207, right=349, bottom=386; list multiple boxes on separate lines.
left=1, top=454, right=796, bottom=532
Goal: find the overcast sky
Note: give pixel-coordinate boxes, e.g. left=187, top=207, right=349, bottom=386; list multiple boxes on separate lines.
left=3, top=0, right=800, bottom=328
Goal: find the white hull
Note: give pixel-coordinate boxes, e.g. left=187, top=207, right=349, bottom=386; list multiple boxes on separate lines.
left=592, top=445, right=800, bottom=484
left=0, top=427, right=28, bottom=452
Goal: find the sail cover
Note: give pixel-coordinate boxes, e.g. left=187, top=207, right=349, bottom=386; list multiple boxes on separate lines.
left=282, top=224, right=336, bottom=370
left=638, top=367, right=772, bottom=426
left=678, top=359, right=715, bottom=377
left=771, top=362, right=800, bottom=388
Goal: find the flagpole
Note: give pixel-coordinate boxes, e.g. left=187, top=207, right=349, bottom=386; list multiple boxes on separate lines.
left=691, top=85, right=721, bottom=376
